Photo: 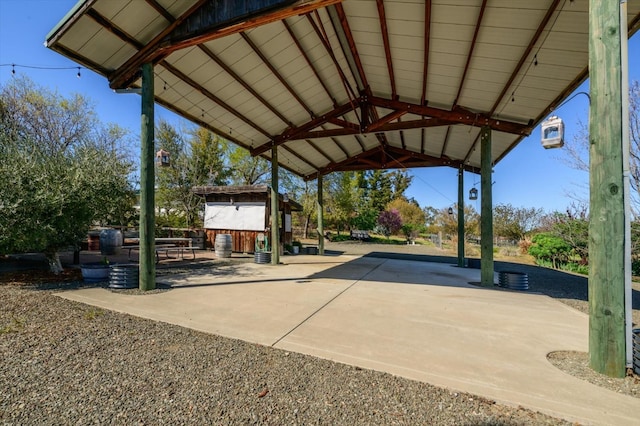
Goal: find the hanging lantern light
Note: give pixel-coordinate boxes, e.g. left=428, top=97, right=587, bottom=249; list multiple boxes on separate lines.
left=469, top=187, right=478, bottom=200
left=541, top=116, right=564, bottom=149
left=156, top=149, right=170, bottom=167
left=448, top=207, right=454, bottom=215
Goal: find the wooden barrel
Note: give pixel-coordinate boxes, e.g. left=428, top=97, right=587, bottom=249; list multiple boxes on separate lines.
left=214, top=234, right=232, bottom=258
left=99, top=229, right=123, bottom=255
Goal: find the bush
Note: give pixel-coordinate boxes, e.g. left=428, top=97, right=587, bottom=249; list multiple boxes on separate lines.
left=528, top=233, right=571, bottom=268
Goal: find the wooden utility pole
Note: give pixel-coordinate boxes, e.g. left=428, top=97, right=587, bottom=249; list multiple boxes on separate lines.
left=588, top=0, right=626, bottom=377
left=317, top=174, right=325, bottom=255
left=457, top=167, right=465, bottom=267
left=480, top=126, right=493, bottom=287
left=271, top=146, right=280, bottom=265
left=139, top=63, right=156, bottom=291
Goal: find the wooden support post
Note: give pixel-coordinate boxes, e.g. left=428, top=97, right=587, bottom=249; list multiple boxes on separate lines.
left=271, top=146, right=280, bottom=265
left=139, top=63, right=155, bottom=291
left=588, top=0, right=626, bottom=377
left=457, top=167, right=465, bottom=267
left=480, top=126, right=493, bottom=287
left=317, top=174, right=325, bottom=255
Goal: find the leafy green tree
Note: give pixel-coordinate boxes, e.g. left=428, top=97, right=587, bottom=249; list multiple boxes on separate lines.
left=0, top=77, right=135, bottom=272
left=388, top=198, right=426, bottom=241
left=228, top=145, right=270, bottom=185
left=493, top=203, right=544, bottom=242
left=438, top=204, right=480, bottom=238
left=155, top=122, right=229, bottom=228
left=528, top=233, right=572, bottom=268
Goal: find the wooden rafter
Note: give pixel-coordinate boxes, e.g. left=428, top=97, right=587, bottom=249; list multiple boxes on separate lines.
left=159, top=61, right=274, bottom=139
left=376, top=0, right=396, bottom=98
left=251, top=100, right=358, bottom=155
left=240, top=32, right=315, bottom=119
left=489, top=0, right=563, bottom=115
left=109, top=0, right=342, bottom=89
left=453, top=0, right=487, bottom=108
left=306, top=144, right=466, bottom=180
left=109, top=0, right=209, bottom=89
left=283, top=19, right=338, bottom=107
left=368, top=96, right=530, bottom=135
left=333, top=3, right=368, bottom=91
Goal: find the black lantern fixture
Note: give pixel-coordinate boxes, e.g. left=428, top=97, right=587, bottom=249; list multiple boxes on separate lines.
left=469, top=187, right=478, bottom=200
left=156, top=149, right=170, bottom=167
left=447, top=207, right=454, bottom=215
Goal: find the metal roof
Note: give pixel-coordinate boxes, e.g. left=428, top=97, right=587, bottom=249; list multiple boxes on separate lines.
left=46, top=0, right=640, bottom=180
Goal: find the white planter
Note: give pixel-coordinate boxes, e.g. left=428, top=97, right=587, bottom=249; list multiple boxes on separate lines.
left=81, top=262, right=110, bottom=283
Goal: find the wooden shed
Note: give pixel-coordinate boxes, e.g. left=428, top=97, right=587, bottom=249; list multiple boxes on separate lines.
left=192, top=185, right=302, bottom=253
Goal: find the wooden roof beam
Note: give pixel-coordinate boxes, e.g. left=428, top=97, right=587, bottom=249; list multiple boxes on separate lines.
left=109, top=0, right=341, bottom=89
left=376, top=0, right=396, bottom=98
left=160, top=61, right=274, bottom=140
left=453, top=0, right=487, bottom=108
left=251, top=100, right=359, bottom=155
left=283, top=19, right=338, bottom=107
left=490, top=0, right=562, bottom=115
left=368, top=96, right=531, bottom=135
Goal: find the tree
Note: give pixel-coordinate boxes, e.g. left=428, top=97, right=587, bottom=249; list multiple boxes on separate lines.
left=377, top=209, right=403, bottom=238
left=493, top=203, right=544, bottom=242
left=528, top=233, right=572, bottom=269
left=155, top=122, right=229, bottom=228
left=388, top=198, right=426, bottom=241
left=227, top=145, right=269, bottom=185
left=0, top=77, right=136, bottom=272
left=330, top=171, right=361, bottom=234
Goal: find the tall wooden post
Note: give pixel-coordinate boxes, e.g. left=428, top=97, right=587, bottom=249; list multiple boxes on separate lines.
left=480, top=126, right=493, bottom=287
left=271, top=146, right=280, bottom=265
left=457, top=167, right=465, bottom=267
left=588, top=0, right=626, bottom=377
left=317, top=174, right=325, bottom=255
left=139, top=63, right=155, bottom=291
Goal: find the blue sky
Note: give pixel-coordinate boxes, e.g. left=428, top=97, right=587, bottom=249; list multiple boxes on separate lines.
left=1, top=0, right=638, bottom=213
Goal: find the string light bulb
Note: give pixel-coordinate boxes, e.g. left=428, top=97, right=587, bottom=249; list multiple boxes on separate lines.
left=76, top=67, right=81, bottom=78
left=12, top=64, right=15, bottom=75
left=534, top=54, right=538, bottom=66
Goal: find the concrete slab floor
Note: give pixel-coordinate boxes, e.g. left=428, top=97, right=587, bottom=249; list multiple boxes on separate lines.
left=58, top=254, right=640, bottom=425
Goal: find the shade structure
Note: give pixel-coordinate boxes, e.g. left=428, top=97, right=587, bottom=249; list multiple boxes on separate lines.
left=45, top=0, right=640, bottom=179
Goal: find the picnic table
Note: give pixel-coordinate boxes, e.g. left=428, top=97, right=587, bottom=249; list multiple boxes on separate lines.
left=125, top=238, right=200, bottom=263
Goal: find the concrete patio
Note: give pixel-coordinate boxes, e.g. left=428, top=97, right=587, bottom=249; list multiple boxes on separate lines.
left=58, top=253, right=640, bottom=425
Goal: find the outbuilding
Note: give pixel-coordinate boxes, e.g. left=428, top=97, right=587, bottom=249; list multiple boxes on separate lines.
left=193, top=185, right=302, bottom=254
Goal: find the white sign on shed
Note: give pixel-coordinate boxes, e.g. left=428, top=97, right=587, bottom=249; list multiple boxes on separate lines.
left=204, top=202, right=266, bottom=231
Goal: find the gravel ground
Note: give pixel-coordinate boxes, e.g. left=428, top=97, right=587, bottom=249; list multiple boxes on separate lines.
left=1, top=243, right=639, bottom=424
left=1, top=283, right=566, bottom=425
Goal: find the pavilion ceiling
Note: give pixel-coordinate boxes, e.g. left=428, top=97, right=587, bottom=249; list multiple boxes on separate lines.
left=47, top=0, right=640, bottom=180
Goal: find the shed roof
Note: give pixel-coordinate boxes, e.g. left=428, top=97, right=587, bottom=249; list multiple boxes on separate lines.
left=192, top=184, right=303, bottom=210
left=46, top=0, right=640, bottom=179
